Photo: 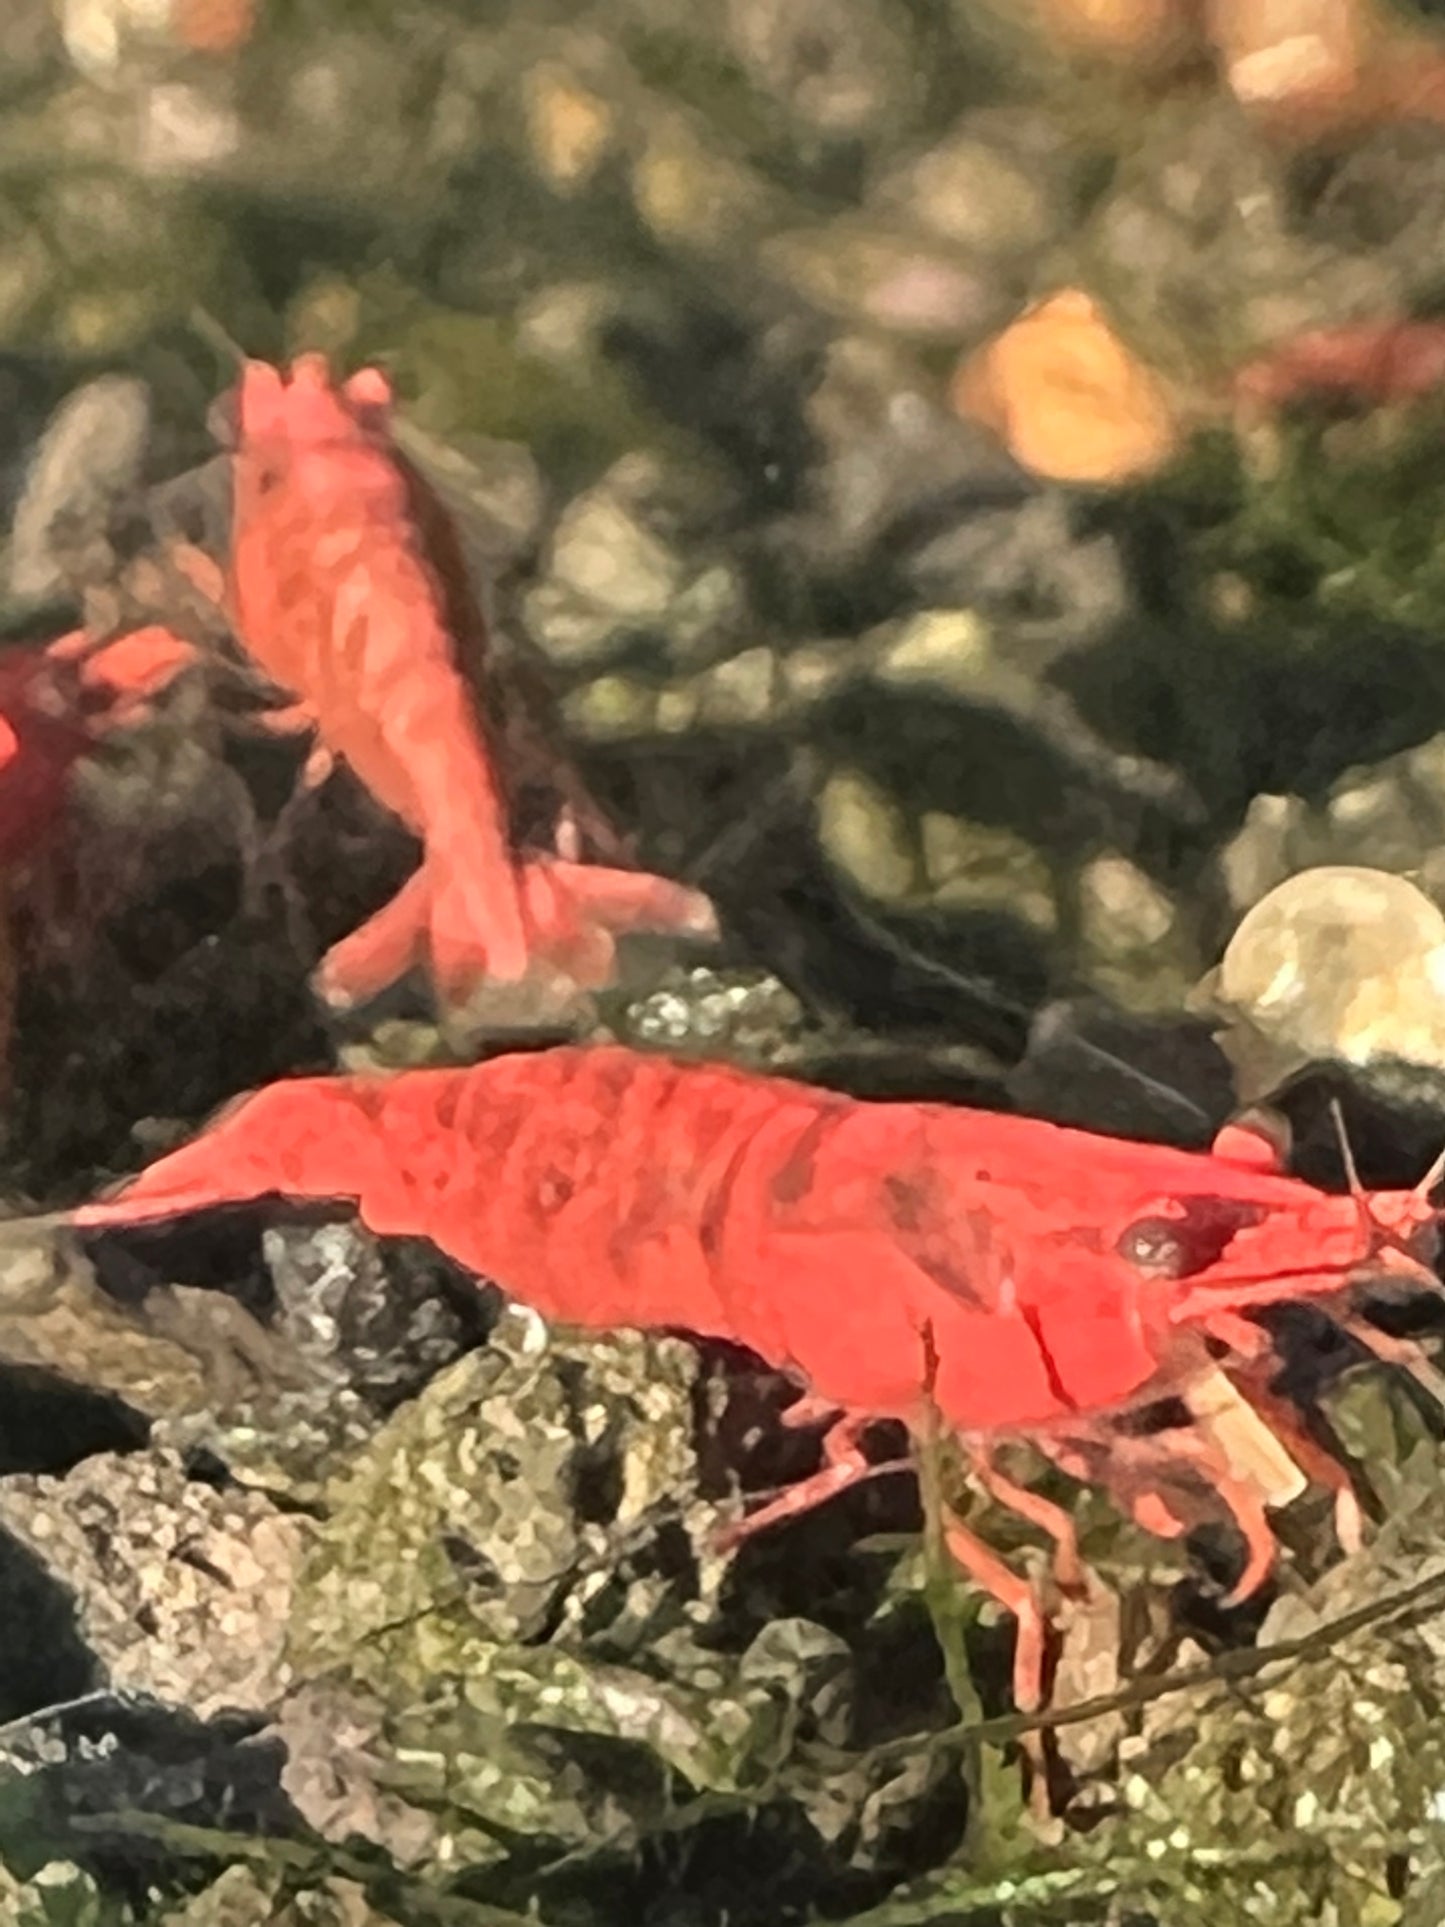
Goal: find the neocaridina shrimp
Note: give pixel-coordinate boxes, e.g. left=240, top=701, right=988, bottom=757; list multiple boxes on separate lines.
left=68, top=1042, right=1445, bottom=1712
left=0, top=623, right=208, bottom=871
left=222, top=354, right=717, bottom=1010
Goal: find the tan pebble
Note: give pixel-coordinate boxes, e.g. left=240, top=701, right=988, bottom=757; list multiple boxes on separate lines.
left=1207, top=0, right=1369, bottom=114
left=524, top=68, right=616, bottom=192
left=817, top=769, right=919, bottom=903
left=1079, top=853, right=1175, bottom=950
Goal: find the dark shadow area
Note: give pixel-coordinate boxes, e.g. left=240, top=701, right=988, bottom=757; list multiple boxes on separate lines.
left=0, top=1527, right=101, bottom=1722
left=0, top=1366, right=149, bottom=1477
left=0, top=1694, right=300, bottom=1908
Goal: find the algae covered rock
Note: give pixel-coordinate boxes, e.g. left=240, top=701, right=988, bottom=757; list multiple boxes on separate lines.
left=0, top=1862, right=114, bottom=1926
left=0, top=1448, right=309, bottom=1720
left=1075, top=1445, right=1445, bottom=1927
left=163, top=1867, right=404, bottom=1926
left=620, top=962, right=807, bottom=1062
left=289, top=1307, right=709, bottom=1678
left=277, top=1305, right=957, bottom=1885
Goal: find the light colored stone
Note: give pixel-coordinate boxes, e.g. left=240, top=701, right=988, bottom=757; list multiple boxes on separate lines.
left=632, top=115, right=773, bottom=250
left=562, top=673, right=659, bottom=739
left=875, top=134, right=1059, bottom=259
left=1217, top=792, right=1310, bottom=913
left=1078, top=853, right=1176, bottom=953
left=547, top=492, right=683, bottom=621
left=665, top=563, right=750, bottom=666
left=817, top=768, right=919, bottom=902
left=872, top=608, right=993, bottom=693
left=10, top=374, right=150, bottom=603
left=765, top=223, right=1002, bottom=339
left=0, top=1449, right=309, bottom=1718
left=780, top=641, right=858, bottom=708
left=655, top=687, right=700, bottom=733
left=920, top=813, right=1058, bottom=931
left=528, top=459, right=744, bottom=669
left=697, top=647, right=778, bottom=727
left=516, top=281, right=625, bottom=366
left=524, top=66, right=616, bottom=193
left=726, top=0, right=918, bottom=139
left=1212, top=863, right=1445, bottom=1089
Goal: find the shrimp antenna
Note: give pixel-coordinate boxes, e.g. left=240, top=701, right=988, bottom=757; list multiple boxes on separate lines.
left=0, top=1206, right=78, bottom=1241
left=188, top=304, right=247, bottom=371
left=1329, top=1098, right=1365, bottom=1200
left=1414, top=1139, right=1445, bottom=1201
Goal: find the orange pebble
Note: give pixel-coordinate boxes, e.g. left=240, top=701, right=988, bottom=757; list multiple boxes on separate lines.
left=950, top=288, right=1181, bottom=487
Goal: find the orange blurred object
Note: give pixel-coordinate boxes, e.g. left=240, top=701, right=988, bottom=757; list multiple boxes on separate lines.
left=0, top=652, right=90, bottom=874
left=1205, top=0, right=1445, bottom=136
left=950, top=288, right=1182, bottom=486
left=47, top=624, right=204, bottom=730
left=0, top=648, right=96, bottom=1106
left=0, top=624, right=208, bottom=1099
left=171, top=0, right=257, bottom=54
left=1036, top=0, right=1202, bottom=66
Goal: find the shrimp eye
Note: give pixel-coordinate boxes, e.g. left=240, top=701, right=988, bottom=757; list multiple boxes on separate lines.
left=1115, top=1197, right=1271, bottom=1279
left=1117, top=1216, right=1188, bottom=1277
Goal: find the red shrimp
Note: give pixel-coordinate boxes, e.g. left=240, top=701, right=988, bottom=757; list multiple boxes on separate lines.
left=69, top=1044, right=1445, bottom=1712
left=1, top=624, right=205, bottom=868
left=225, top=356, right=716, bottom=1011
left=0, top=652, right=89, bottom=872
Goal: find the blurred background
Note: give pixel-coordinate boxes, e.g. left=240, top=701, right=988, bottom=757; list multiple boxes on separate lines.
left=4, top=2, right=1445, bottom=1923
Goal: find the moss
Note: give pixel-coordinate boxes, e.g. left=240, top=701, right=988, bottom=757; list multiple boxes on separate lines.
left=1161, top=406, right=1445, bottom=640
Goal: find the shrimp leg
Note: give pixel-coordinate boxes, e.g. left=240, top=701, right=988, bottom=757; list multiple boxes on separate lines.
left=713, top=1412, right=910, bottom=1551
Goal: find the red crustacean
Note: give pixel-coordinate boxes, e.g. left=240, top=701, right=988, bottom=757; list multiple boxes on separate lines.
left=0, top=622, right=205, bottom=871
left=70, top=1042, right=1445, bottom=1712
left=223, top=354, right=717, bottom=1011
left=0, top=651, right=91, bottom=874
left=1232, top=318, right=1445, bottom=427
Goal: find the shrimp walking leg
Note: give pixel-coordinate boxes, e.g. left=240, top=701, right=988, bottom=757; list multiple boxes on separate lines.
left=1115, top=1424, right=1279, bottom=1605
left=970, top=1452, right=1086, bottom=1595
left=1220, top=1363, right=1366, bottom=1555
left=315, top=866, right=433, bottom=1007
left=713, top=1413, right=910, bottom=1551
left=943, top=1509, right=1048, bottom=1713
